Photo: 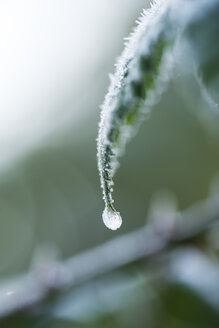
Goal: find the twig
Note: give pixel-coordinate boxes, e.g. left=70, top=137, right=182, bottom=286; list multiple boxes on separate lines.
left=0, top=194, right=219, bottom=319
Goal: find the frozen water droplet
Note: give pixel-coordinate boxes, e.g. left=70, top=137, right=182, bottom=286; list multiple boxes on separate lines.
left=102, top=207, right=122, bottom=230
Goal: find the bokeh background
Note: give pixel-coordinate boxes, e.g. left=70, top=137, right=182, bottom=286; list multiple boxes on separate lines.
left=1, top=0, right=219, bottom=327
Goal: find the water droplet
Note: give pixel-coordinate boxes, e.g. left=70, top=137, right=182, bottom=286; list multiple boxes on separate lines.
left=102, top=207, right=122, bottom=230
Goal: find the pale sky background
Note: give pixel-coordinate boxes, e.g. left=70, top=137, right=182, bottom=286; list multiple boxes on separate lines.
left=0, top=0, right=147, bottom=172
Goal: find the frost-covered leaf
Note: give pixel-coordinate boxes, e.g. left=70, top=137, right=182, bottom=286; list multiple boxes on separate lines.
left=97, top=0, right=174, bottom=230
left=97, top=0, right=219, bottom=230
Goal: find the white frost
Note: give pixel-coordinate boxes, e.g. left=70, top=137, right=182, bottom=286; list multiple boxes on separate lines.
left=102, top=207, right=122, bottom=230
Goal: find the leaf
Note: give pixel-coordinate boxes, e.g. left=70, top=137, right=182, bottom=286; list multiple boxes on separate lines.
left=97, top=0, right=219, bottom=230
left=97, top=0, right=174, bottom=230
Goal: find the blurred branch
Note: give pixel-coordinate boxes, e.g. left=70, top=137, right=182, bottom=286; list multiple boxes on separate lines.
left=1, top=194, right=219, bottom=319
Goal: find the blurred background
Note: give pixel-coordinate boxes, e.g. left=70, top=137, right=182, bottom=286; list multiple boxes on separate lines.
left=1, top=0, right=219, bottom=327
